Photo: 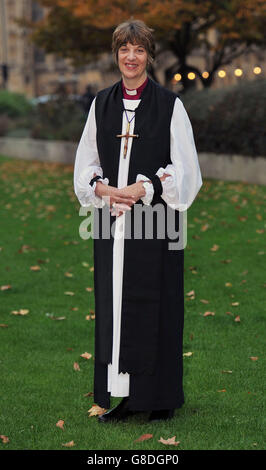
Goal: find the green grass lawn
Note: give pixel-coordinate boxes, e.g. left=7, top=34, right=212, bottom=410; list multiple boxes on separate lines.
left=0, top=154, right=265, bottom=450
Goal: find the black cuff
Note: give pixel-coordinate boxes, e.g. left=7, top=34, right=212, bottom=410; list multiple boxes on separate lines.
left=146, top=174, right=163, bottom=197
left=89, top=175, right=103, bottom=187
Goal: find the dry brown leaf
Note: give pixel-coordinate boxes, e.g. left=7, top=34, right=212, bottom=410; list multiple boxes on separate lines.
left=250, top=356, right=258, bottom=361
left=231, top=302, right=239, bottom=306
left=11, top=309, right=29, bottom=315
left=234, top=315, right=241, bottom=322
left=85, top=315, right=91, bottom=320
left=218, top=389, right=226, bottom=392
left=225, top=282, right=232, bottom=287
left=0, top=435, right=9, bottom=444
left=134, top=433, right=153, bottom=442
left=30, top=265, right=41, bottom=271
left=222, top=370, right=233, bottom=374
left=83, top=391, right=94, bottom=397
left=64, top=272, right=73, bottom=277
left=1, top=285, right=11, bottom=291
left=183, top=352, right=193, bottom=357
left=210, top=244, right=219, bottom=251
left=0, top=324, right=8, bottom=328
left=62, top=440, right=75, bottom=447
left=158, top=436, right=180, bottom=446
left=86, top=287, right=94, bottom=292
left=56, top=419, right=65, bottom=430
left=200, top=299, right=209, bottom=304
left=80, top=352, right=92, bottom=360
left=203, top=311, right=215, bottom=317
left=88, top=405, right=107, bottom=416
left=64, top=291, right=75, bottom=296
left=73, top=362, right=80, bottom=371
left=186, top=290, right=195, bottom=296
left=89, top=267, right=94, bottom=272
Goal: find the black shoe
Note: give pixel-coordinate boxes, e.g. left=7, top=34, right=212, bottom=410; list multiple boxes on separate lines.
left=98, top=397, right=135, bottom=423
left=148, top=409, right=175, bottom=422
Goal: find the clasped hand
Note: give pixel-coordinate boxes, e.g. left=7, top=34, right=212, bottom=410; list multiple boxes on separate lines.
left=95, top=179, right=145, bottom=217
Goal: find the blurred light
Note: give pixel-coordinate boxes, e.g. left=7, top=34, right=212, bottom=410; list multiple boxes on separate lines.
left=234, top=68, right=243, bottom=77
left=174, top=73, right=182, bottom=82
left=202, top=71, right=209, bottom=79
left=188, top=72, right=196, bottom=80
left=218, top=70, right=226, bottom=78
left=253, top=66, right=261, bottom=75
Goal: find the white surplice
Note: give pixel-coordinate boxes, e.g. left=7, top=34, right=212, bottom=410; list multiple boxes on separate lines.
left=74, top=94, right=203, bottom=397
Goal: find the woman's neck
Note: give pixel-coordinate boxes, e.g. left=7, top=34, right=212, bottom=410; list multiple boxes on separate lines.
left=122, top=72, right=148, bottom=91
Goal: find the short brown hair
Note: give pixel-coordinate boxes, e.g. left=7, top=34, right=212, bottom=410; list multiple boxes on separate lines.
left=112, top=19, right=155, bottom=67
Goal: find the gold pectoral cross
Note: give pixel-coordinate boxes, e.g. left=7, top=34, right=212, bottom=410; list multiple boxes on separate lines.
left=116, top=121, right=139, bottom=158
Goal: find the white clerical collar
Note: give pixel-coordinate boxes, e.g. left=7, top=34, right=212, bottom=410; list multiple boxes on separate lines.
left=125, top=88, right=137, bottom=95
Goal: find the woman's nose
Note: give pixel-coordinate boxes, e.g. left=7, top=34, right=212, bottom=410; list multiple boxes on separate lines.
left=127, top=49, right=136, bottom=60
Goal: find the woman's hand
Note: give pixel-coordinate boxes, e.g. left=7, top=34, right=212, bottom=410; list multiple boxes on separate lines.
left=94, top=179, right=136, bottom=217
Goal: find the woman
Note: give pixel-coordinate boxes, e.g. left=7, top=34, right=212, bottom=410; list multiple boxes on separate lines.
left=74, top=19, right=202, bottom=423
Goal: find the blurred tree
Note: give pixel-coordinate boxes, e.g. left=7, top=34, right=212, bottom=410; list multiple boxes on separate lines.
left=17, top=0, right=266, bottom=91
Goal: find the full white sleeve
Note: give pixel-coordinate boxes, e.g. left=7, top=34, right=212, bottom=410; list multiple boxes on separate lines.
left=157, top=97, right=203, bottom=211
left=73, top=97, right=109, bottom=208
left=135, top=97, right=202, bottom=210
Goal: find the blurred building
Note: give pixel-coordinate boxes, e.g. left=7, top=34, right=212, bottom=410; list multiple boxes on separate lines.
left=0, top=0, right=265, bottom=97
left=0, top=0, right=108, bottom=97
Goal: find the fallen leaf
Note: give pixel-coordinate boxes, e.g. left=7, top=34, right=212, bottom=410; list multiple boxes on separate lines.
left=64, top=272, right=73, bottom=277
left=134, top=433, right=153, bottom=442
left=86, top=287, right=94, bottom=292
left=30, top=265, right=41, bottom=271
left=0, top=435, right=9, bottom=444
left=231, top=302, right=239, bottom=306
left=234, top=315, right=241, bottom=322
left=73, top=362, right=80, bottom=371
left=210, top=244, right=219, bottom=251
left=0, top=324, right=8, bottom=328
left=80, top=352, right=92, bottom=360
left=225, top=282, right=232, bottom=287
left=88, top=405, right=107, bottom=416
left=222, top=370, right=233, bottom=374
left=218, top=389, right=226, bottom=392
left=62, top=440, right=75, bottom=447
left=11, top=309, right=29, bottom=315
left=249, top=356, right=258, bottom=361
left=83, top=392, right=94, bottom=397
left=0, top=285, right=12, bottom=291
left=183, top=352, right=193, bottom=357
left=203, top=311, right=215, bottom=317
left=200, top=299, right=209, bottom=304
left=158, top=436, right=180, bottom=446
left=186, top=290, right=195, bottom=296
left=56, top=419, right=65, bottom=430
left=64, top=291, right=75, bottom=296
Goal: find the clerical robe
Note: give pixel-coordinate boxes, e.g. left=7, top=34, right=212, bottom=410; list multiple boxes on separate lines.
left=73, top=77, right=202, bottom=411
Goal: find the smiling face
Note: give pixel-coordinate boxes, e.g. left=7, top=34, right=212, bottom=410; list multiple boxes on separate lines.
left=118, top=42, right=148, bottom=88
